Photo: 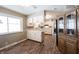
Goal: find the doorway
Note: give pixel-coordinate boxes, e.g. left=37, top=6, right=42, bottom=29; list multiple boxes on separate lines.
left=55, top=20, right=58, bottom=46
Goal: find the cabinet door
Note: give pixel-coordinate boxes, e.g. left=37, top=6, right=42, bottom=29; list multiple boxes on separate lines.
left=58, top=17, right=65, bottom=53
left=66, top=11, right=76, bottom=36
left=77, top=8, right=79, bottom=54
left=66, top=42, right=77, bottom=54
left=77, top=39, right=79, bottom=53
left=58, top=36, right=65, bottom=53
left=58, top=17, right=64, bottom=33
left=77, top=9, right=79, bottom=38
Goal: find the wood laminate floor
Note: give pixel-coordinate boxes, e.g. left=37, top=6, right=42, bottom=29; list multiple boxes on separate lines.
left=0, top=34, right=60, bottom=54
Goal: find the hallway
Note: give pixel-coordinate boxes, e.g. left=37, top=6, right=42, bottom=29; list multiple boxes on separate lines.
left=0, top=35, right=60, bottom=54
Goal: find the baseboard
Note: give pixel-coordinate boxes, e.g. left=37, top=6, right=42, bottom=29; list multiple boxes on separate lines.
left=27, top=39, right=42, bottom=43
left=27, top=39, right=44, bottom=46
left=0, top=39, right=27, bottom=51
left=44, top=34, right=52, bottom=35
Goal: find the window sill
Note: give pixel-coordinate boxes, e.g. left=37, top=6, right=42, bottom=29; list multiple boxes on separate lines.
left=0, top=31, right=23, bottom=36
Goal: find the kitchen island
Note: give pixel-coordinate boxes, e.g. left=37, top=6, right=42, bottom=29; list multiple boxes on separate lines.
left=27, top=28, right=43, bottom=43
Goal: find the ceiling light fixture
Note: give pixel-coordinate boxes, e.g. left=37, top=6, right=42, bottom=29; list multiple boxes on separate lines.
left=18, top=5, right=37, bottom=9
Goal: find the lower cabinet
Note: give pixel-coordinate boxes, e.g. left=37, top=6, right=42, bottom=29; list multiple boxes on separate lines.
left=77, top=38, right=79, bottom=53
left=65, top=37, right=77, bottom=54
left=58, top=34, right=65, bottom=53
left=78, top=48, right=79, bottom=53
left=27, top=29, right=43, bottom=42
left=58, top=38, right=65, bottom=53
left=66, top=42, right=77, bottom=54
left=58, top=34, right=78, bottom=54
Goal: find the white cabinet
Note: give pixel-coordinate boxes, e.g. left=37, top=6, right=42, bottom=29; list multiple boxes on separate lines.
left=27, top=29, right=42, bottom=42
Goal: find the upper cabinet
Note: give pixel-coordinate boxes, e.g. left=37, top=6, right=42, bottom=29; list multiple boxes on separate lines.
left=66, top=11, right=76, bottom=36
left=27, top=15, right=44, bottom=28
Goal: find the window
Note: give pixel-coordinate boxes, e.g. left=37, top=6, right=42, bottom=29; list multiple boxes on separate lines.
left=8, top=17, right=21, bottom=32
left=0, top=15, right=22, bottom=34
left=0, top=16, right=7, bottom=33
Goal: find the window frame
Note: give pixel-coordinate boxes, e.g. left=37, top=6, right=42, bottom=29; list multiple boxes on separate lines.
left=0, top=15, right=23, bottom=35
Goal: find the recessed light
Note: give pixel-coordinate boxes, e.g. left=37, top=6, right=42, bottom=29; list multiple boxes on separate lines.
left=54, top=8, right=57, bottom=10
left=32, top=6, right=37, bottom=9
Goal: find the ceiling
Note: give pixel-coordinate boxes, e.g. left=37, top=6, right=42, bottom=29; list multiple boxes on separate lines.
left=0, top=5, right=77, bottom=15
